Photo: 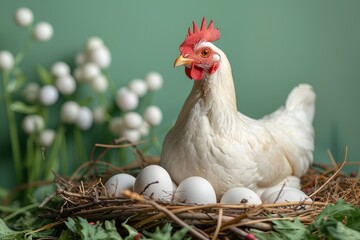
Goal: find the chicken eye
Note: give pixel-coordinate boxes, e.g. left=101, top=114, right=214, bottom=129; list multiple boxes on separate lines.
left=200, top=48, right=211, bottom=58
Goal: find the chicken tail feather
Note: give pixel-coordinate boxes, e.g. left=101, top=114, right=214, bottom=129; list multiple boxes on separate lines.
left=285, top=84, right=316, bottom=123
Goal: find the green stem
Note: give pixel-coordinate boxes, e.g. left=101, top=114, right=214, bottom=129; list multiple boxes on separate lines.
left=43, top=125, right=64, bottom=180
left=73, top=128, right=86, bottom=167
left=1, top=71, right=23, bottom=183
left=103, top=69, right=116, bottom=96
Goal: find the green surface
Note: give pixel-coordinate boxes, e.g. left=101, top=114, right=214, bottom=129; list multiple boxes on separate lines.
left=1, top=0, right=359, bottom=187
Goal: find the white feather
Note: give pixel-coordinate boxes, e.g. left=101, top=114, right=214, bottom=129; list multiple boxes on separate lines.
left=161, top=42, right=315, bottom=196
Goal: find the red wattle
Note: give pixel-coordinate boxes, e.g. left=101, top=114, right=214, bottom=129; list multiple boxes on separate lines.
left=185, top=63, right=204, bottom=80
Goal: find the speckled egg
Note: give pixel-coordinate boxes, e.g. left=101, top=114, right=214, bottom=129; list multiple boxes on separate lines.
left=220, top=187, right=262, bottom=205
left=133, top=165, right=173, bottom=201
left=263, top=187, right=312, bottom=204
left=105, top=173, right=136, bottom=197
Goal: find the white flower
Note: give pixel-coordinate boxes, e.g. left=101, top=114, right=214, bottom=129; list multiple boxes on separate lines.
left=108, top=117, right=123, bottom=136
left=145, top=72, right=163, bottom=91
left=90, top=74, right=108, bottom=93
left=0, top=51, right=14, bottom=70
left=144, top=105, right=162, bottom=126
left=33, top=22, right=53, bottom=42
left=139, top=122, right=150, bottom=136
left=85, top=37, right=104, bottom=53
left=23, top=82, right=40, bottom=103
left=122, top=129, right=141, bottom=143
left=39, top=85, right=58, bottom=106
left=22, top=114, right=44, bottom=134
left=51, top=62, right=70, bottom=78
left=89, top=46, right=111, bottom=69
left=73, top=67, right=85, bottom=82
left=82, top=62, right=100, bottom=81
left=76, top=107, right=93, bottom=130
left=128, top=79, right=148, bottom=97
left=55, top=75, right=76, bottom=95
left=123, top=112, right=143, bottom=129
left=93, top=106, right=106, bottom=123
left=116, top=89, right=139, bottom=111
left=75, top=52, right=86, bottom=66
left=14, top=7, right=33, bottom=27
left=39, top=129, right=56, bottom=147
left=61, top=101, right=80, bottom=123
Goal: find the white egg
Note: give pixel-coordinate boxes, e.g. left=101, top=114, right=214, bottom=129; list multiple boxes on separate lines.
left=105, top=173, right=136, bottom=197
left=220, top=187, right=262, bottom=205
left=263, top=187, right=312, bottom=204
left=174, top=176, right=216, bottom=204
left=133, top=165, right=173, bottom=201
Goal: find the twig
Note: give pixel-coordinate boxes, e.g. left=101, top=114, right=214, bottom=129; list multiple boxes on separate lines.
left=327, top=149, right=338, bottom=170
left=123, top=190, right=209, bottom=240
left=309, top=146, right=348, bottom=199
left=212, top=208, right=223, bottom=240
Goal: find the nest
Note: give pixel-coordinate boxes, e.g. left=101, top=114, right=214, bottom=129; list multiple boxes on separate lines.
left=44, top=142, right=359, bottom=239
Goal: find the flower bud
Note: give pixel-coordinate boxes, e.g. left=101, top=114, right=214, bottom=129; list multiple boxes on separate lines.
left=14, top=7, right=34, bottom=27
left=145, top=72, right=163, bottom=91
left=144, top=105, right=162, bottom=126
left=0, top=51, right=14, bottom=70
left=33, top=22, right=53, bottom=42
left=39, top=85, right=58, bottom=106
left=61, top=101, right=80, bottom=123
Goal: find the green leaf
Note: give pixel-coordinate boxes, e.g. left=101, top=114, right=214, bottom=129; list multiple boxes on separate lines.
left=36, top=65, right=53, bottom=85
left=252, top=218, right=308, bottom=240
left=0, top=218, right=25, bottom=240
left=7, top=68, right=26, bottom=93
left=65, top=217, right=123, bottom=240
left=321, top=219, right=360, bottom=240
left=272, top=218, right=308, bottom=239
left=313, top=200, right=360, bottom=229
left=64, top=218, right=77, bottom=233
left=142, top=223, right=190, bottom=240
left=121, top=221, right=139, bottom=240
left=58, top=230, right=72, bottom=240
left=10, top=101, right=39, bottom=114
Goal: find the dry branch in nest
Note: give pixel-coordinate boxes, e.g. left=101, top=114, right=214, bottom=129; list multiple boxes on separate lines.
left=43, top=143, right=359, bottom=239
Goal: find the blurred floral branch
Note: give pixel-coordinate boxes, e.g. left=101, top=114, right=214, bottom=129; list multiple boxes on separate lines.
left=1, top=7, right=164, bottom=202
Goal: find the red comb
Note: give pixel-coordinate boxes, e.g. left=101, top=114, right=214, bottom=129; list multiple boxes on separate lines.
left=180, top=17, right=220, bottom=52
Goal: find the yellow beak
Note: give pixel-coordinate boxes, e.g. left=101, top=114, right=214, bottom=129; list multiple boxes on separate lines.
left=174, top=55, right=194, bottom=67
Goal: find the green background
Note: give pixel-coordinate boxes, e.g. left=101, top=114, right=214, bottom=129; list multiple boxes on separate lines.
left=1, top=0, right=359, bottom=187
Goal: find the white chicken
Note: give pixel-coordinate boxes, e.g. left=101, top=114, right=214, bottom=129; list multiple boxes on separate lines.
left=160, top=18, right=315, bottom=197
